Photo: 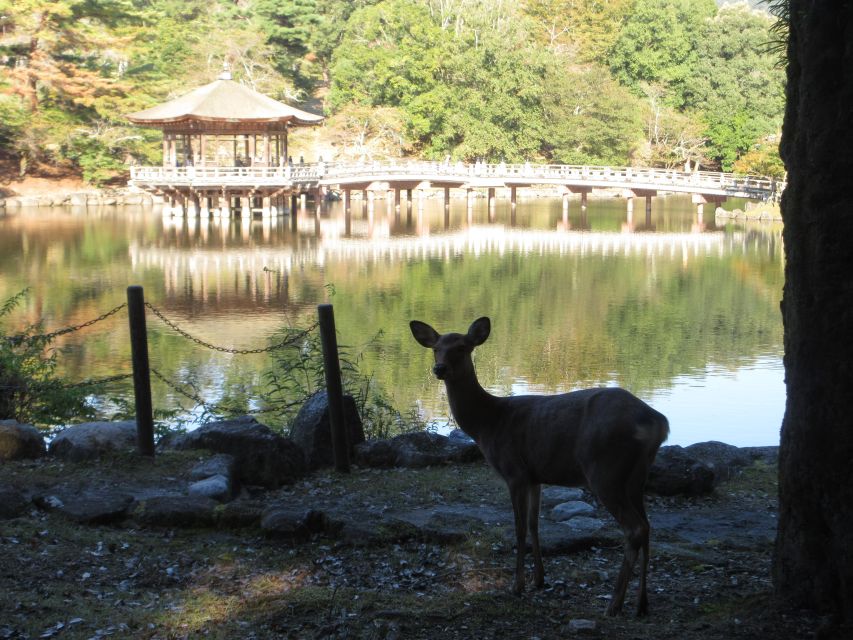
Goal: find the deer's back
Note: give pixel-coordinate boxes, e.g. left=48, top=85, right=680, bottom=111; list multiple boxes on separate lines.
left=482, top=387, right=668, bottom=487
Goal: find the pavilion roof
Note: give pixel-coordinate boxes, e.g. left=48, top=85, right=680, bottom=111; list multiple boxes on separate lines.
left=126, top=77, right=323, bottom=127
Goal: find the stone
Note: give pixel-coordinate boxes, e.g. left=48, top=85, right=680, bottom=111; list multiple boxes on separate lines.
left=541, top=486, right=586, bottom=507
left=133, top=495, right=218, bottom=527
left=37, top=489, right=133, bottom=524
left=550, top=500, right=595, bottom=522
left=189, top=453, right=236, bottom=481
left=215, top=501, right=264, bottom=529
left=565, top=619, right=598, bottom=634
left=188, top=474, right=232, bottom=502
left=0, top=487, right=30, bottom=519
left=0, top=420, right=46, bottom=461
left=537, top=516, right=618, bottom=554
left=261, top=507, right=327, bottom=539
left=48, top=421, right=137, bottom=461
left=648, top=445, right=715, bottom=496
left=354, top=439, right=397, bottom=468
left=69, top=193, right=89, bottom=206
left=163, top=416, right=306, bottom=488
left=289, top=391, right=365, bottom=469
left=391, top=431, right=480, bottom=468
left=684, top=441, right=755, bottom=484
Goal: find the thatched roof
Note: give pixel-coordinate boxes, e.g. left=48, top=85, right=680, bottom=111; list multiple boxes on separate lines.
left=126, top=76, right=323, bottom=127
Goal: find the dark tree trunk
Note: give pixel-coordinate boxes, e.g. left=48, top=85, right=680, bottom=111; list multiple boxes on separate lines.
left=774, top=1, right=853, bottom=621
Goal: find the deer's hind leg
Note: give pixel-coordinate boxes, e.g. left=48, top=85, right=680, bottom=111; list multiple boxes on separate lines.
left=528, top=484, right=544, bottom=588
left=589, top=465, right=650, bottom=617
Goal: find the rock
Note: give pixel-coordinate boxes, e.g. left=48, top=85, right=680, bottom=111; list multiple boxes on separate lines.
left=261, top=507, right=327, bottom=539
left=189, top=453, right=236, bottom=481
left=188, top=474, right=232, bottom=502
left=390, top=431, right=480, bottom=468
left=740, top=445, right=778, bottom=466
left=537, top=516, right=618, bottom=554
left=0, top=420, right=46, bottom=461
left=133, top=495, right=218, bottom=527
left=48, top=421, right=137, bottom=461
left=550, top=500, right=595, bottom=522
left=69, top=193, right=89, bottom=206
left=289, top=391, right=365, bottom=469
left=648, top=446, right=715, bottom=496
left=215, top=501, right=264, bottom=528
left=354, top=439, right=397, bottom=468
left=0, top=487, right=30, bottom=519
left=36, top=489, right=133, bottom=524
left=163, top=416, right=306, bottom=488
left=684, top=441, right=755, bottom=484
left=541, top=486, right=586, bottom=507
left=564, top=619, right=598, bottom=634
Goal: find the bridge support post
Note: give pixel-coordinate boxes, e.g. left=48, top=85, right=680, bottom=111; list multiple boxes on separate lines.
left=511, top=186, right=518, bottom=212
left=580, top=191, right=588, bottom=210
left=466, top=188, right=474, bottom=211
left=406, top=189, right=413, bottom=212
left=394, top=188, right=401, bottom=212
left=219, top=194, right=229, bottom=218
left=290, top=193, right=298, bottom=215
left=488, top=187, right=496, bottom=211
left=261, top=196, right=271, bottom=218
left=443, top=187, right=450, bottom=213
left=241, top=195, right=251, bottom=219
left=342, top=189, right=350, bottom=214
left=300, top=193, right=307, bottom=210
left=645, top=195, right=653, bottom=217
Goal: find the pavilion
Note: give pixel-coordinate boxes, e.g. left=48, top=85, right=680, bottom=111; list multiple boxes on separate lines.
left=126, top=70, right=323, bottom=217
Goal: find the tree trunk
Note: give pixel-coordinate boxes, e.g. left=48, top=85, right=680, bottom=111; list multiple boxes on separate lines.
left=774, top=1, right=853, bottom=621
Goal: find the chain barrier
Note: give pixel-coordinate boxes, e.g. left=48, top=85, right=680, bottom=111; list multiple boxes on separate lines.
left=150, top=367, right=211, bottom=409
left=5, top=303, right=128, bottom=345
left=62, top=373, right=134, bottom=389
left=144, top=302, right=317, bottom=354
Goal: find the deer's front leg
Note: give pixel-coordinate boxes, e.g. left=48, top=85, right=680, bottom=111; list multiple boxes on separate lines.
left=508, top=481, right=529, bottom=594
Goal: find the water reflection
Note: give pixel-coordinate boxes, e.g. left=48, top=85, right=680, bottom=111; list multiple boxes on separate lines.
left=0, top=197, right=784, bottom=445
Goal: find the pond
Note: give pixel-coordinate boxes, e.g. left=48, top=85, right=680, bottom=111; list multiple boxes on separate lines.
left=0, top=194, right=784, bottom=446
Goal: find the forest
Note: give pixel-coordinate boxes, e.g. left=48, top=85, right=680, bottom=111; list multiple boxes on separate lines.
left=0, top=0, right=785, bottom=185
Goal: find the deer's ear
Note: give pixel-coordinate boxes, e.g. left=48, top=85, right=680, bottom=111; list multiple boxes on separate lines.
left=467, top=317, right=491, bottom=346
left=410, top=320, right=440, bottom=348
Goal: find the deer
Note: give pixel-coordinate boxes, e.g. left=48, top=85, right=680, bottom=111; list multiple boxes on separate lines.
left=409, top=317, right=670, bottom=616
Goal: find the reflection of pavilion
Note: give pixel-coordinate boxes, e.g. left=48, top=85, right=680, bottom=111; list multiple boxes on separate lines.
left=127, top=70, right=323, bottom=218
left=131, top=224, right=747, bottom=302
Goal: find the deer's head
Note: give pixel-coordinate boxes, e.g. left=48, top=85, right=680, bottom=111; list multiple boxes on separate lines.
left=410, top=317, right=490, bottom=381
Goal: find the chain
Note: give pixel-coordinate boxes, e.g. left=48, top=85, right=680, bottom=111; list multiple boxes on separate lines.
left=5, top=303, right=128, bottom=344
left=144, top=302, right=317, bottom=354
left=150, top=367, right=211, bottom=408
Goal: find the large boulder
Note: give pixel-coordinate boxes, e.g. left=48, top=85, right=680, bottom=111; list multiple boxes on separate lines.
left=355, top=430, right=481, bottom=469
left=163, top=416, right=306, bottom=488
left=390, top=431, right=481, bottom=468
left=0, top=420, right=46, bottom=461
left=648, top=445, right=715, bottom=496
left=289, top=391, right=365, bottom=469
left=48, top=421, right=137, bottom=461
left=0, top=487, right=30, bottom=519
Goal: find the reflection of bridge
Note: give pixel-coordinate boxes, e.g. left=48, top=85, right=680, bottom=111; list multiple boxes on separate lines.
left=130, top=225, right=750, bottom=284
left=129, top=161, right=783, bottom=219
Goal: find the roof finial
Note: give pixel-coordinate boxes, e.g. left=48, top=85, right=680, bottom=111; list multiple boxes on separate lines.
left=218, top=61, right=232, bottom=81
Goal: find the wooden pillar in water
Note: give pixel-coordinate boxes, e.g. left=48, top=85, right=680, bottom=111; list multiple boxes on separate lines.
left=394, top=188, right=401, bottom=211
left=443, top=187, right=450, bottom=213
left=241, top=194, right=251, bottom=219
left=510, top=186, right=517, bottom=212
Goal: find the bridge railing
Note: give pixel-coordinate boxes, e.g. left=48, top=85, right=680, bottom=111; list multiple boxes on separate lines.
left=130, top=161, right=783, bottom=198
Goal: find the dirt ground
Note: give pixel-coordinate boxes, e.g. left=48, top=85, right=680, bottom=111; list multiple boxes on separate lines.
left=0, top=454, right=831, bottom=640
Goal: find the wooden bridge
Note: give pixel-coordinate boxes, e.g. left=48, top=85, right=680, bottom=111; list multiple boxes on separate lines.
left=129, top=160, right=783, bottom=218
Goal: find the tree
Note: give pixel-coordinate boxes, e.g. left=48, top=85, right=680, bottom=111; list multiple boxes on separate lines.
left=541, top=64, right=644, bottom=165
left=774, top=0, right=853, bottom=626
left=608, top=0, right=716, bottom=108
left=523, top=0, right=631, bottom=60
left=683, top=3, right=785, bottom=170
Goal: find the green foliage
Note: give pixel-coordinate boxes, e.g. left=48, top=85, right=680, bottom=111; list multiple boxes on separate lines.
left=0, top=290, right=94, bottom=426
left=263, top=323, right=423, bottom=438
left=683, top=4, right=785, bottom=170
left=733, top=136, right=785, bottom=178
left=0, top=0, right=788, bottom=180
left=608, top=0, right=717, bottom=108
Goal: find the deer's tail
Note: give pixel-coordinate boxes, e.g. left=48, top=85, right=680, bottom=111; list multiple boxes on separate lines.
left=636, top=410, right=670, bottom=460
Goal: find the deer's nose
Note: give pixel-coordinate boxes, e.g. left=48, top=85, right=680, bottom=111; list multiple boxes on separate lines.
left=433, top=363, right=448, bottom=379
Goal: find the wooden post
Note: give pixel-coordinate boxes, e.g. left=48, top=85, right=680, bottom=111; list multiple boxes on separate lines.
left=127, top=286, right=155, bottom=457
left=317, top=304, right=350, bottom=472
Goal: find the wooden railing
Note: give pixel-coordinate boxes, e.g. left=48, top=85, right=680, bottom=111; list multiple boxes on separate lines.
left=130, top=161, right=784, bottom=200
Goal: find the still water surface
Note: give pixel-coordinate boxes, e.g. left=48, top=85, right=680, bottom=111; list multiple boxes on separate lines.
left=0, top=195, right=784, bottom=446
